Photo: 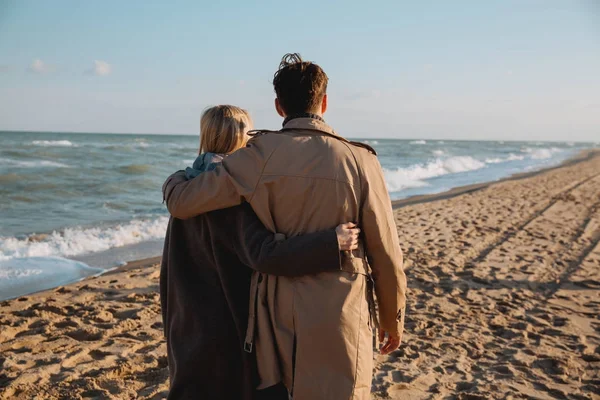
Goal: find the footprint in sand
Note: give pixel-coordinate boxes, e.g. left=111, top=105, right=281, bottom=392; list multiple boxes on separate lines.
left=54, top=319, right=79, bottom=329
left=65, top=328, right=104, bottom=342
left=89, top=349, right=111, bottom=360
left=61, top=348, right=91, bottom=369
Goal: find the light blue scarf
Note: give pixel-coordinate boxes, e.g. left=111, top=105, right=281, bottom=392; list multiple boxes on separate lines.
left=185, top=152, right=225, bottom=179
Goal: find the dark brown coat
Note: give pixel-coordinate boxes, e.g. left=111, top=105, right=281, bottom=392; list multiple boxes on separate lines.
left=160, top=202, right=341, bottom=400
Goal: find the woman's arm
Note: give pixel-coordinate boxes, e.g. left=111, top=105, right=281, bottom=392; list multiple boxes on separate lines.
left=230, top=203, right=358, bottom=277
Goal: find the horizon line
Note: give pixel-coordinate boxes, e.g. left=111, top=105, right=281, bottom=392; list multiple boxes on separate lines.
left=0, top=129, right=594, bottom=144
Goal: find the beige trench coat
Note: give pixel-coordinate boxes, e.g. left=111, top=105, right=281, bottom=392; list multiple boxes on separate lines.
left=163, top=118, right=407, bottom=399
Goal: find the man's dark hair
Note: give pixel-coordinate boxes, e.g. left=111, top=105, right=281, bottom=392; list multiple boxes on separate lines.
left=272, top=53, right=328, bottom=116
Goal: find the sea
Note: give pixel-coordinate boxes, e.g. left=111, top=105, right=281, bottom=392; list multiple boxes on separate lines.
left=0, top=131, right=597, bottom=301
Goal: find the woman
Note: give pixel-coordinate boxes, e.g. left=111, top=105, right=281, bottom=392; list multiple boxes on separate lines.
left=160, top=105, right=359, bottom=399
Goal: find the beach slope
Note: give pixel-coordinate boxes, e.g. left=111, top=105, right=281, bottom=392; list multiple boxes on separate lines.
left=1, top=151, right=599, bottom=399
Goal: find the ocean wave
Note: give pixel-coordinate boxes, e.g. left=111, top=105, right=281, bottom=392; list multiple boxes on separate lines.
left=508, top=153, right=526, bottom=161
left=485, top=153, right=525, bottom=164
left=118, top=164, right=152, bottom=174
left=410, top=140, right=427, bottom=145
left=102, top=201, right=130, bottom=211
left=0, top=217, right=169, bottom=261
left=134, top=140, right=150, bottom=148
left=384, top=156, right=486, bottom=192
left=0, top=173, right=20, bottom=183
left=432, top=149, right=445, bottom=156
left=87, top=141, right=192, bottom=151
left=362, top=140, right=379, bottom=145
left=523, top=147, right=563, bottom=160
left=31, top=140, right=76, bottom=147
left=0, top=158, right=70, bottom=168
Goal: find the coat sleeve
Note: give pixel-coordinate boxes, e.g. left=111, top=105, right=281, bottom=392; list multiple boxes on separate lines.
left=162, top=138, right=272, bottom=219
left=360, top=155, right=407, bottom=336
left=230, top=204, right=342, bottom=276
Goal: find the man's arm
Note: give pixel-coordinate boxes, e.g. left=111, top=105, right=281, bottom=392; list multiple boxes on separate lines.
left=230, top=204, right=358, bottom=276
left=162, top=138, right=272, bottom=219
left=361, top=156, right=407, bottom=353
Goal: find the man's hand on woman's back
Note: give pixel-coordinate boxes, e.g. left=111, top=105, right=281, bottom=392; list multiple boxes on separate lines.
left=335, top=222, right=360, bottom=251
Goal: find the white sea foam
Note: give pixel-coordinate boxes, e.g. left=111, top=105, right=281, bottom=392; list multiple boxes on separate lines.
left=432, top=149, right=445, bottom=156
left=485, top=157, right=504, bottom=164
left=485, top=153, right=525, bottom=164
left=0, top=266, right=43, bottom=280
left=32, top=140, right=76, bottom=147
left=0, top=158, right=70, bottom=168
left=0, top=217, right=168, bottom=261
left=384, top=156, right=486, bottom=192
left=363, top=140, right=379, bottom=145
left=0, top=257, right=103, bottom=301
left=523, top=147, right=562, bottom=160
left=410, top=140, right=427, bottom=145
left=507, top=153, right=526, bottom=161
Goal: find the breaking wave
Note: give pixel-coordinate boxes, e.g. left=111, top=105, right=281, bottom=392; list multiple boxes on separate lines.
left=0, top=217, right=168, bottom=261
left=522, top=147, right=563, bottom=160
left=31, top=140, right=76, bottom=147
left=485, top=153, right=525, bottom=164
left=0, top=158, right=70, bottom=168
left=384, top=156, right=486, bottom=192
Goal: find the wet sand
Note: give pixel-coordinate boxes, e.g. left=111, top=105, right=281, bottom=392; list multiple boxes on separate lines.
left=1, top=150, right=599, bottom=399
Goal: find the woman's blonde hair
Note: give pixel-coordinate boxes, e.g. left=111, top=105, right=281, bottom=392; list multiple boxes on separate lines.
left=199, top=105, right=253, bottom=154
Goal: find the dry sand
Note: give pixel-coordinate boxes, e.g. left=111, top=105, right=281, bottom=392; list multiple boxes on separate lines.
left=1, top=151, right=599, bottom=399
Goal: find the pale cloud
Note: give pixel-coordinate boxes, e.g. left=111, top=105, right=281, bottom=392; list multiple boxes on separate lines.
left=0, top=64, right=11, bottom=72
left=92, top=60, right=111, bottom=76
left=29, top=59, right=50, bottom=73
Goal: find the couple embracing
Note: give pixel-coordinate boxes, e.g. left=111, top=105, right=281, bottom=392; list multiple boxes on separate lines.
left=160, top=53, right=407, bottom=399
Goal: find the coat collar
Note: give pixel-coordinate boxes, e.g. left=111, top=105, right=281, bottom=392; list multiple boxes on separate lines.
left=280, top=117, right=377, bottom=155
left=281, top=117, right=340, bottom=139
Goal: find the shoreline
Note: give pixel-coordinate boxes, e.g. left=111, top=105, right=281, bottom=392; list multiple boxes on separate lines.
left=392, top=148, right=600, bottom=209
left=2, top=149, right=598, bottom=302
left=88, top=148, right=600, bottom=278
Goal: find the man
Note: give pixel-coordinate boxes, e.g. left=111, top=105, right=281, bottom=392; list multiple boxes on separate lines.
left=163, top=53, right=407, bottom=399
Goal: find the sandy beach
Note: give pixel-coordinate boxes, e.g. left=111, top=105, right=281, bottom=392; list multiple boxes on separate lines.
left=1, top=150, right=599, bottom=399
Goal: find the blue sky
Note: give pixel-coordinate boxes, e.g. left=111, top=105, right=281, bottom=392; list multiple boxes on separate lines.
left=0, top=1, right=598, bottom=141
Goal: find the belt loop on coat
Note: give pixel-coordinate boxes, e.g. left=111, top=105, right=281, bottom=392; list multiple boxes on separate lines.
left=367, top=273, right=380, bottom=350
left=367, top=273, right=379, bottom=329
left=244, top=271, right=262, bottom=353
